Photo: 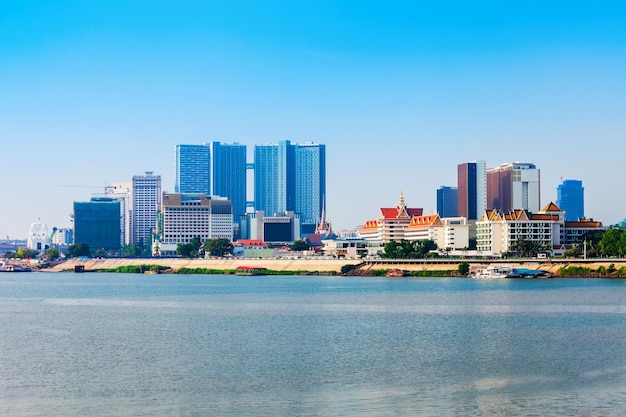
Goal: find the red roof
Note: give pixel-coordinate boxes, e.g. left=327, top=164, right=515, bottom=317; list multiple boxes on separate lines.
left=236, top=239, right=268, bottom=248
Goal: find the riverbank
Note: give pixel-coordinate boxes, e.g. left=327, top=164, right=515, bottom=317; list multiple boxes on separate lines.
left=45, top=257, right=626, bottom=277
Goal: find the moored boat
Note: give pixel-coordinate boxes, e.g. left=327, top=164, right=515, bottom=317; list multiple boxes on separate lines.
left=472, top=265, right=515, bottom=279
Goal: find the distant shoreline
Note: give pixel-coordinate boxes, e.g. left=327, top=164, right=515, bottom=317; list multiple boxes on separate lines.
left=42, top=258, right=626, bottom=278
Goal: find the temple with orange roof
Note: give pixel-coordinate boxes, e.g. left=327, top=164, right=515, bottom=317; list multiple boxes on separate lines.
left=476, top=202, right=604, bottom=256
left=358, top=191, right=423, bottom=242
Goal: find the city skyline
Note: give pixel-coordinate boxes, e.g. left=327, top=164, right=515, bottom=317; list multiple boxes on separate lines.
left=2, top=2, right=625, bottom=238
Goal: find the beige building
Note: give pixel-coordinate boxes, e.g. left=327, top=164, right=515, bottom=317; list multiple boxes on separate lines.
left=476, top=202, right=604, bottom=256
left=154, top=193, right=233, bottom=256
left=404, top=215, right=470, bottom=250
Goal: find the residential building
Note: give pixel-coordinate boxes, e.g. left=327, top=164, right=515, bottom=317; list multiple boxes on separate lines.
left=73, top=198, right=122, bottom=254
left=486, top=162, right=540, bottom=213
left=155, top=193, right=233, bottom=256
left=436, top=186, right=458, bottom=218
left=51, top=228, right=73, bottom=246
left=175, top=144, right=211, bottom=194
left=322, top=238, right=385, bottom=258
left=457, top=160, right=486, bottom=221
left=358, top=191, right=423, bottom=242
left=131, top=172, right=161, bottom=247
left=254, top=140, right=325, bottom=226
left=556, top=179, right=584, bottom=221
left=404, top=215, right=469, bottom=250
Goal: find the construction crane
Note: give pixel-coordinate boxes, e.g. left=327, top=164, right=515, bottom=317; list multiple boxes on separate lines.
left=57, top=183, right=116, bottom=197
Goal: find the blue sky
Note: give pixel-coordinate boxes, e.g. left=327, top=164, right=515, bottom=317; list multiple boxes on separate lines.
left=1, top=1, right=625, bottom=238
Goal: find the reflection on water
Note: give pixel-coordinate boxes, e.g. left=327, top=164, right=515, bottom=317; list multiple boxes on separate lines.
left=0, top=273, right=624, bottom=416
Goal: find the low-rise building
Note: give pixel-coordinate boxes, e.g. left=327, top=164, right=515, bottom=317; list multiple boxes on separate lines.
left=240, top=210, right=301, bottom=245
left=154, top=193, right=233, bottom=256
left=404, top=215, right=470, bottom=250
left=476, top=202, right=604, bottom=256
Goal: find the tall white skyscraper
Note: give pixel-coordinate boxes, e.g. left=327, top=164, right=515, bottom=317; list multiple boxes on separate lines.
left=131, top=171, right=161, bottom=247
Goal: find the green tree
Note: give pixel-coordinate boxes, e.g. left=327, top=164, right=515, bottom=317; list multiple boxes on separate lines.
left=204, top=238, right=234, bottom=257
left=45, top=247, right=60, bottom=260
left=16, top=247, right=40, bottom=259
left=599, top=228, right=622, bottom=257
left=458, top=261, right=470, bottom=276
left=177, top=236, right=203, bottom=258
left=68, top=243, right=90, bottom=258
left=122, top=244, right=143, bottom=257
left=290, top=240, right=309, bottom=251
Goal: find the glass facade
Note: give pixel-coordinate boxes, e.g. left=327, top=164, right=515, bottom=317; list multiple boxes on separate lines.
left=73, top=198, right=121, bottom=252
left=254, top=141, right=325, bottom=225
left=436, top=186, right=458, bottom=218
left=211, top=142, right=247, bottom=220
left=557, top=179, right=584, bottom=221
left=175, top=144, right=211, bottom=194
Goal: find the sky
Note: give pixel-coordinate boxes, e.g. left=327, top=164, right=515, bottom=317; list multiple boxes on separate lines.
left=1, top=1, right=625, bottom=239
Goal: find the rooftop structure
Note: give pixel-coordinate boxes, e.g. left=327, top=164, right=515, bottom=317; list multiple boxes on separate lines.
left=358, top=191, right=423, bottom=242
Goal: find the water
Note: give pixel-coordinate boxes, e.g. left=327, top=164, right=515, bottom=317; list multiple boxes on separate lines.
left=0, top=273, right=624, bottom=416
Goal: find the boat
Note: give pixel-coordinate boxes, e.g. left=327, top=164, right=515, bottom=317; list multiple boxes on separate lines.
left=472, top=265, right=515, bottom=279
left=0, top=262, right=32, bottom=272
left=386, top=268, right=407, bottom=277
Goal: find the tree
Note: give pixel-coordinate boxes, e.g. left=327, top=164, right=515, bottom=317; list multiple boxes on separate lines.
left=599, top=228, right=622, bottom=257
left=458, top=261, right=470, bottom=276
left=68, top=243, right=90, bottom=258
left=177, top=236, right=203, bottom=258
left=122, top=244, right=143, bottom=257
left=290, top=240, right=309, bottom=251
left=16, top=247, right=40, bottom=259
left=45, top=247, right=60, bottom=261
left=204, top=238, right=234, bottom=257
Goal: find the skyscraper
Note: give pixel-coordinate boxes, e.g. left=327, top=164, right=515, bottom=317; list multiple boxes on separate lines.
left=176, top=142, right=248, bottom=221
left=175, top=144, right=211, bottom=194
left=486, top=162, right=540, bottom=213
left=211, top=142, right=247, bottom=221
left=457, top=160, right=486, bottom=220
left=557, top=179, right=584, bottom=221
left=254, top=140, right=325, bottom=225
left=294, top=142, right=326, bottom=225
left=131, top=171, right=161, bottom=247
left=436, top=186, right=458, bottom=218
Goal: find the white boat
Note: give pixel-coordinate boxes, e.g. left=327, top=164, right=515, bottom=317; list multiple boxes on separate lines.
left=472, top=265, right=515, bottom=279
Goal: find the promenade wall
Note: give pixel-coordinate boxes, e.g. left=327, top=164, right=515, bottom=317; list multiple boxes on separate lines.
left=47, top=257, right=626, bottom=274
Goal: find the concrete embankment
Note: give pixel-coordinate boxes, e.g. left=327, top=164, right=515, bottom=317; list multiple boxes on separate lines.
left=46, top=257, right=626, bottom=275
left=48, top=258, right=362, bottom=273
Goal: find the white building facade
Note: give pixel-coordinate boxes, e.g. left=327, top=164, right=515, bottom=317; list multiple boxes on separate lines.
left=131, top=172, right=161, bottom=247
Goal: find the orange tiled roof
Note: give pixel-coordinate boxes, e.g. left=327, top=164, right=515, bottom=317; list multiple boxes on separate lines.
left=565, top=220, right=603, bottom=228
left=380, top=207, right=423, bottom=219
left=360, top=219, right=379, bottom=230
left=407, top=214, right=442, bottom=228
left=236, top=239, right=268, bottom=248
left=542, top=201, right=562, bottom=212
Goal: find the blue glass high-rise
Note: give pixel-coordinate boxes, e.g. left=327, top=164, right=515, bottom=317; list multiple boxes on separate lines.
left=211, top=142, right=247, bottom=221
left=175, top=144, right=211, bottom=194
left=437, top=186, right=458, bottom=218
left=254, top=140, right=325, bottom=225
left=557, top=179, right=584, bottom=221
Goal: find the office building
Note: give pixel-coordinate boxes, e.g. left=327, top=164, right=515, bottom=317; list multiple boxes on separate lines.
left=131, top=172, right=161, bottom=247
left=457, top=161, right=486, bottom=220
left=27, top=222, right=51, bottom=253
left=175, top=144, right=211, bottom=194
left=436, top=186, right=458, bottom=218
left=240, top=210, right=301, bottom=244
left=73, top=198, right=121, bottom=253
left=556, top=179, right=584, bottom=221
left=254, top=140, right=325, bottom=225
left=486, top=162, right=540, bottom=213
left=211, top=142, right=247, bottom=221
left=154, top=193, right=233, bottom=256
